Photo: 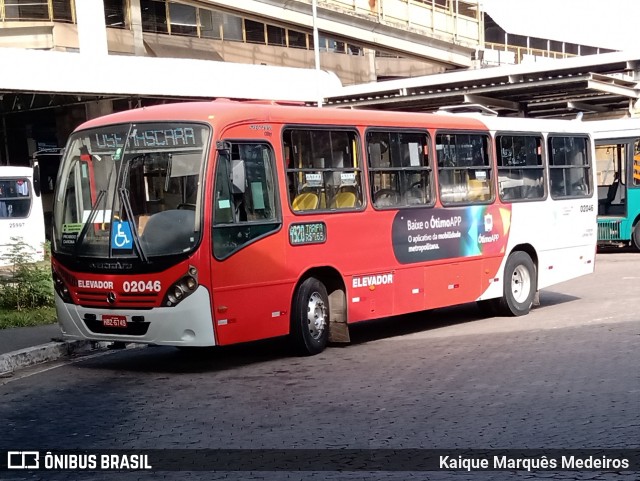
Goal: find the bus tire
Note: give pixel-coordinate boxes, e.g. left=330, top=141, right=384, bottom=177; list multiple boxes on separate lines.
left=498, top=251, right=537, bottom=316
left=632, top=223, right=640, bottom=251
left=291, top=277, right=329, bottom=356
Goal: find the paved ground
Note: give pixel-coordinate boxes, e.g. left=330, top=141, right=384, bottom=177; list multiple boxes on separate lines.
left=0, top=324, right=61, bottom=355
left=0, top=252, right=638, bottom=480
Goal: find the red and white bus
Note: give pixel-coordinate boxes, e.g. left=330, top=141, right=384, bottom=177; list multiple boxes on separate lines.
left=51, top=100, right=597, bottom=355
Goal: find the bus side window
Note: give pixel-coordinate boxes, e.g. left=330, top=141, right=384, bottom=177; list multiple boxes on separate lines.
left=497, top=134, right=544, bottom=202
left=548, top=136, right=592, bottom=199
left=285, top=128, right=362, bottom=212
left=436, top=133, right=492, bottom=205
left=367, top=130, right=432, bottom=209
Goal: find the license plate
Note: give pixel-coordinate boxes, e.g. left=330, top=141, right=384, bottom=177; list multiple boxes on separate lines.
left=102, top=314, right=127, bottom=328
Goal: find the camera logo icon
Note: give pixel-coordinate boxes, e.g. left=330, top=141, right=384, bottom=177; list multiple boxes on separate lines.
left=7, top=451, right=40, bottom=469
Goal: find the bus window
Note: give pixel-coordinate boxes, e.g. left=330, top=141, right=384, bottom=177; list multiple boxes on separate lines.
left=436, top=133, right=492, bottom=204
left=212, top=142, right=280, bottom=259
left=283, top=128, right=362, bottom=212
left=549, top=136, right=592, bottom=198
left=367, top=130, right=433, bottom=209
left=0, top=178, right=32, bottom=218
left=496, top=134, right=544, bottom=201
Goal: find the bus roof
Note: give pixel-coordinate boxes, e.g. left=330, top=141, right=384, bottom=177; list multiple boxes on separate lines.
left=585, top=118, right=640, bottom=138
left=76, top=99, right=491, bottom=132
left=77, top=99, right=599, bottom=135
left=0, top=166, right=34, bottom=177
left=446, top=112, right=597, bottom=134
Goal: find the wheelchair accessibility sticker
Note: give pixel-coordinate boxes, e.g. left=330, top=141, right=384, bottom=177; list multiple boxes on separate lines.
left=112, top=221, right=133, bottom=250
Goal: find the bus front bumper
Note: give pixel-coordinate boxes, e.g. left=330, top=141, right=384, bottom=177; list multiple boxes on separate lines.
left=55, top=286, right=217, bottom=347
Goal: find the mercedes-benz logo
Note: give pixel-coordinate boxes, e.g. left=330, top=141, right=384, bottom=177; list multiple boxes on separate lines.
left=107, top=292, right=117, bottom=304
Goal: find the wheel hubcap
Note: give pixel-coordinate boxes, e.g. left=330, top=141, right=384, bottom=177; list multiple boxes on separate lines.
left=306, top=292, right=327, bottom=340
left=511, top=265, right=531, bottom=304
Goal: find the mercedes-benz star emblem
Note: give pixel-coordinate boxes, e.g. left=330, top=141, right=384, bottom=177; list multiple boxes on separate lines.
left=107, top=292, right=117, bottom=304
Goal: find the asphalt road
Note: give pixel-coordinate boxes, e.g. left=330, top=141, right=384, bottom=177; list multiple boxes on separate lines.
left=0, top=251, right=638, bottom=481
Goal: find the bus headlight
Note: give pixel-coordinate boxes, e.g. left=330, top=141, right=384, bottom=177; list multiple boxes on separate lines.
left=163, top=266, right=199, bottom=307
left=173, top=285, right=184, bottom=300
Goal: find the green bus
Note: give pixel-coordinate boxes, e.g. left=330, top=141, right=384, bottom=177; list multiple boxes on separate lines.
left=592, top=119, right=640, bottom=249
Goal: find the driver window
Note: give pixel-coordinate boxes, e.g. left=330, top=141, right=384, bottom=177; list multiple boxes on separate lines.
left=212, top=142, right=280, bottom=259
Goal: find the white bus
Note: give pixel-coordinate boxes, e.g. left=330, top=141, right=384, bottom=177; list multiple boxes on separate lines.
left=0, top=166, right=46, bottom=266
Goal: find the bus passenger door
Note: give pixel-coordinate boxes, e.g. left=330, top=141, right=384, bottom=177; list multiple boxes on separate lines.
left=595, top=140, right=627, bottom=217
left=209, top=140, right=288, bottom=346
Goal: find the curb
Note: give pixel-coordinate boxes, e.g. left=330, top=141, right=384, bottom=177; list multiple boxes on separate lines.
left=0, top=340, right=106, bottom=376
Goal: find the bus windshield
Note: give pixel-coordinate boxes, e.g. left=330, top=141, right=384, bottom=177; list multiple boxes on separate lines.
left=53, top=122, right=210, bottom=259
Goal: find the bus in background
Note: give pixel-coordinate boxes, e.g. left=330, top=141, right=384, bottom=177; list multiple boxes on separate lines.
left=32, top=148, right=64, bottom=241
left=589, top=118, right=640, bottom=249
left=0, top=166, right=46, bottom=266
left=50, top=100, right=597, bottom=355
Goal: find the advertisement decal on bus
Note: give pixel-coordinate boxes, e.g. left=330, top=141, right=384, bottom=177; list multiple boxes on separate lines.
left=391, top=205, right=511, bottom=263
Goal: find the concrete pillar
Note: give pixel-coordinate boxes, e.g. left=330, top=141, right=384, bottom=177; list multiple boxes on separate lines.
left=75, top=0, right=108, bottom=56
left=129, top=0, right=146, bottom=56
left=85, top=100, right=114, bottom=121
left=365, top=48, right=377, bottom=82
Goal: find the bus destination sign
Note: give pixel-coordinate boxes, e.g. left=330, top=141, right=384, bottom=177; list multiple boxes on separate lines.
left=289, top=222, right=326, bottom=246
left=90, top=125, right=201, bottom=153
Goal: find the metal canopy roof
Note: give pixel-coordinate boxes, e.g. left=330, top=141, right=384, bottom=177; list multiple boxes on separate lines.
left=0, top=48, right=342, bottom=115
left=324, top=51, right=640, bottom=119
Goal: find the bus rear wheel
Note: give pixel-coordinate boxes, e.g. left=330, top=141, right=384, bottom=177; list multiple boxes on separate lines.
left=291, top=277, right=329, bottom=355
left=497, top=251, right=537, bottom=316
left=632, top=223, right=640, bottom=251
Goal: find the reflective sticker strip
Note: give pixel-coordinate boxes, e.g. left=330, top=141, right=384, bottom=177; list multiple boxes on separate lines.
left=412, top=288, right=420, bottom=294
left=352, top=297, right=360, bottom=303
left=217, top=319, right=228, bottom=326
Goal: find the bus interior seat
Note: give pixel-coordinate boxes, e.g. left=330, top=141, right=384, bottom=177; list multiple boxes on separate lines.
left=137, top=215, right=150, bottom=235
left=330, top=186, right=358, bottom=209
left=467, top=179, right=490, bottom=201
left=292, top=191, right=319, bottom=211
left=374, top=189, right=401, bottom=207
left=598, top=180, right=619, bottom=215
left=404, top=184, right=427, bottom=205
left=140, top=209, right=195, bottom=256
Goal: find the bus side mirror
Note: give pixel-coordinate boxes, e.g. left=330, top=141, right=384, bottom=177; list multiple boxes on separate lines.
left=33, top=163, right=42, bottom=197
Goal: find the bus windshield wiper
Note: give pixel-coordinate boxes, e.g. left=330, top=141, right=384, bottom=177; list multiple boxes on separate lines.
left=74, top=189, right=106, bottom=255
left=117, top=187, right=148, bottom=263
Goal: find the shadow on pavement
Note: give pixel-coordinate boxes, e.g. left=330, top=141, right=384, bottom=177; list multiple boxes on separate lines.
left=74, top=291, right=582, bottom=374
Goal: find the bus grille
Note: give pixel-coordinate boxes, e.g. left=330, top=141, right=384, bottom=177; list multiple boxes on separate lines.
left=597, top=220, right=621, bottom=241
left=76, top=290, right=159, bottom=308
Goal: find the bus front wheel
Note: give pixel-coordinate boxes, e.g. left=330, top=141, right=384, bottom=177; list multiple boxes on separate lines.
left=291, top=277, right=329, bottom=355
left=498, top=251, right=537, bottom=316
